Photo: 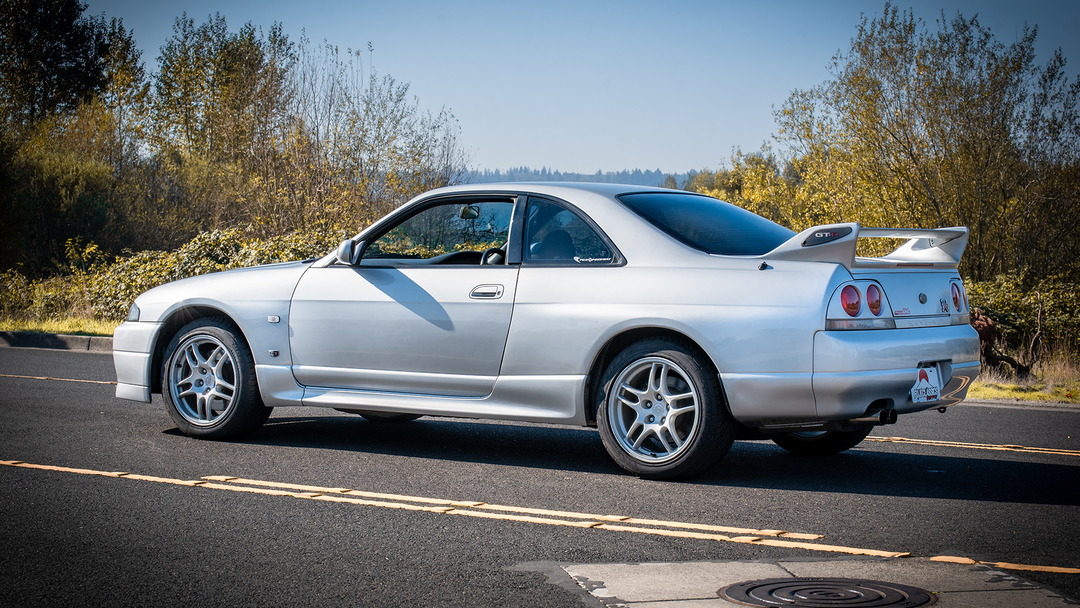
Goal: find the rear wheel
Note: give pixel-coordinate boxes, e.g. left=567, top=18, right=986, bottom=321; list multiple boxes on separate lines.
left=771, top=426, right=873, bottom=455
left=597, top=338, right=735, bottom=480
left=162, top=318, right=271, bottom=439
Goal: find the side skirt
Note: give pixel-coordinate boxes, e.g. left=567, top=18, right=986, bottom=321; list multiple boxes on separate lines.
left=255, top=364, right=588, bottom=425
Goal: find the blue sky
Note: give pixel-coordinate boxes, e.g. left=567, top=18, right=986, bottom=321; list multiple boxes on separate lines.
left=86, top=0, right=1079, bottom=174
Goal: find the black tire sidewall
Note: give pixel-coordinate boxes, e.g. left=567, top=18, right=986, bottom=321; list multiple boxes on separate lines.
left=161, top=317, right=269, bottom=440
left=771, top=425, right=873, bottom=455
left=596, top=338, right=734, bottom=480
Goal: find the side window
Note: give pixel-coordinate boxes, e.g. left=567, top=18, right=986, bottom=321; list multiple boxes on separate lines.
left=366, top=200, right=512, bottom=261
left=524, top=198, right=614, bottom=265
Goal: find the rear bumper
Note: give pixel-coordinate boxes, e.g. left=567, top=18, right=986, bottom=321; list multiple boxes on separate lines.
left=812, top=324, right=980, bottom=419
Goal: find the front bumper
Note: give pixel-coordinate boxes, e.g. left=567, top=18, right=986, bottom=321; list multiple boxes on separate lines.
left=112, top=321, right=162, bottom=403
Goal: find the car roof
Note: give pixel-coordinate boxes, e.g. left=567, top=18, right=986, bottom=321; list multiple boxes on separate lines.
left=412, top=181, right=687, bottom=200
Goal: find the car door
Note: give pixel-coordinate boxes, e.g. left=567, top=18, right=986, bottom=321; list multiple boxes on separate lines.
left=289, top=197, right=519, bottom=397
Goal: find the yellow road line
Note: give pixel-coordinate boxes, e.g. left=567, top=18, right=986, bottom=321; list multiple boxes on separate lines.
left=7, top=458, right=1079, bottom=572
left=0, top=373, right=116, bottom=385
left=4, top=459, right=898, bottom=558
left=931, top=555, right=1080, bottom=574
left=866, top=436, right=1080, bottom=457
left=205, top=476, right=812, bottom=538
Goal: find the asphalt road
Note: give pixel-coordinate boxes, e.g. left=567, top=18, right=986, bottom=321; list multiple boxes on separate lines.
left=1, top=347, right=1078, bottom=606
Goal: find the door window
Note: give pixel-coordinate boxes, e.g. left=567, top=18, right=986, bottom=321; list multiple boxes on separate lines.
left=366, top=200, right=513, bottom=262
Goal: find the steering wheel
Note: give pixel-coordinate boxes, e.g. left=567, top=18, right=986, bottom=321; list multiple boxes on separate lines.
left=480, top=247, right=505, bottom=265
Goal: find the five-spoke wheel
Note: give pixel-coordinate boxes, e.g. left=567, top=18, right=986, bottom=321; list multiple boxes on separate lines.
left=597, top=338, right=735, bottom=479
left=162, top=318, right=271, bottom=439
left=607, top=356, right=700, bottom=464
left=168, top=334, right=237, bottom=426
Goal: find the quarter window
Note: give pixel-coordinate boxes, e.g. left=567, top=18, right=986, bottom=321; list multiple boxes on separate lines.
left=524, top=198, right=614, bottom=264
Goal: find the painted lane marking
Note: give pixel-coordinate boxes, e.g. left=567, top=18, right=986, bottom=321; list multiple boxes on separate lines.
left=203, top=476, right=812, bottom=538
left=0, top=373, right=116, bottom=385
left=11, top=457, right=1080, bottom=572
left=3, top=459, right=903, bottom=558
left=866, top=436, right=1080, bottom=457
left=930, top=555, right=1080, bottom=574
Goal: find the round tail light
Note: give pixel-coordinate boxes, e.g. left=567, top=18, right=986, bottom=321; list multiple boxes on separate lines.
left=841, top=285, right=861, bottom=316
left=952, top=283, right=963, bottom=312
left=866, top=284, right=882, bottom=316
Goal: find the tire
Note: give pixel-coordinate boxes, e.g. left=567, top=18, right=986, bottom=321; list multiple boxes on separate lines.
left=771, top=426, right=873, bottom=455
left=161, top=317, right=271, bottom=439
left=337, top=410, right=423, bottom=423
left=596, top=338, right=735, bottom=480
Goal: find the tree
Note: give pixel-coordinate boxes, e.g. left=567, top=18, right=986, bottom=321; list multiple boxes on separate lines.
left=773, top=2, right=1080, bottom=282
left=0, top=0, right=110, bottom=135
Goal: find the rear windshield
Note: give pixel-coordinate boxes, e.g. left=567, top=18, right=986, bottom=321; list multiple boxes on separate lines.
left=617, top=192, right=795, bottom=255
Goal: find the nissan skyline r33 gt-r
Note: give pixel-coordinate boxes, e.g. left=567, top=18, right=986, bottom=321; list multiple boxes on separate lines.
left=113, top=183, right=980, bottom=479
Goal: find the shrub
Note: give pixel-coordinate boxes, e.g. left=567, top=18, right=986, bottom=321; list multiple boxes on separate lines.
left=967, top=275, right=1080, bottom=352
left=85, top=227, right=349, bottom=320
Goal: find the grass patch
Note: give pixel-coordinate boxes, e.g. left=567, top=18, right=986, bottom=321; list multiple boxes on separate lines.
left=0, top=316, right=119, bottom=337
left=969, top=345, right=1079, bottom=403
left=969, top=381, right=1079, bottom=403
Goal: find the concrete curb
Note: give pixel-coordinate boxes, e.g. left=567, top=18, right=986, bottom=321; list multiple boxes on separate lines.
left=0, top=331, right=113, bottom=352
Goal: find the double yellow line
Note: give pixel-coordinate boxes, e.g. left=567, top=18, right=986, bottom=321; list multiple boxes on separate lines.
left=866, top=436, right=1080, bottom=456
left=0, top=458, right=892, bottom=557
left=4, top=458, right=1079, bottom=573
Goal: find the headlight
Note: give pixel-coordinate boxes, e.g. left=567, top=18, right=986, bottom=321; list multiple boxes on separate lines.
left=126, top=303, right=140, bottom=322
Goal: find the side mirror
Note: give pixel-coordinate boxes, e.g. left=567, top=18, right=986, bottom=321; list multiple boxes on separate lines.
left=460, top=205, right=479, bottom=220
left=334, top=238, right=367, bottom=265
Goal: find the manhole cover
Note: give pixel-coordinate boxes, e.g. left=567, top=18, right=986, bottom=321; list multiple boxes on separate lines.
left=718, top=577, right=937, bottom=607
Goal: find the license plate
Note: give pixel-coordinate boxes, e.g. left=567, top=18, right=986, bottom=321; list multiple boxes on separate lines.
left=911, top=365, right=942, bottom=404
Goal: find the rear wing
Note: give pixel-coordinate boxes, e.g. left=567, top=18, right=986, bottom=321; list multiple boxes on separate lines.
left=762, top=223, right=969, bottom=270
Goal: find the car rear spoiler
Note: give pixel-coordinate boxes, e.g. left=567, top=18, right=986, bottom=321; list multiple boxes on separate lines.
left=762, top=223, right=969, bottom=270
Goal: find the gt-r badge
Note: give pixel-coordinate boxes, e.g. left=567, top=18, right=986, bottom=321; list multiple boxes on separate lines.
left=894, top=307, right=911, bottom=316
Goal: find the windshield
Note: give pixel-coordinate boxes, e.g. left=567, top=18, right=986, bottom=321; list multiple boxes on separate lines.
left=618, top=192, right=795, bottom=255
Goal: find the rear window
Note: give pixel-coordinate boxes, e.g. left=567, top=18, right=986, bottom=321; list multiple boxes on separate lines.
left=617, top=192, right=795, bottom=255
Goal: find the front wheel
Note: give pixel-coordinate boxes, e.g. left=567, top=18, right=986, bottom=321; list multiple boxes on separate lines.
left=596, top=338, right=735, bottom=480
left=162, top=318, right=271, bottom=439
left=771, top=426, right=873, bottom=455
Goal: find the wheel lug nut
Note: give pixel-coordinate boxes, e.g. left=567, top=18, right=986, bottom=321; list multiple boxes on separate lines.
left=646, top=415, right=655, bottom=423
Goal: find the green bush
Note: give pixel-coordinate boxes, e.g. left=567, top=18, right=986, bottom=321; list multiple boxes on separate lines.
left=967, top=275, right=1080, bottom=350
left=0, top=270, right=32, bottom=315
left=85, top=228, right=349, bottom=320
left=2, top=228, right=351, bottom=322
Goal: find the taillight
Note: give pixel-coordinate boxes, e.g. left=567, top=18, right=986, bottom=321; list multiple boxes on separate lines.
left=866, top=284, right=882, bottom=316
left=952, top=283, right=962, bottom=312
left=841, top=285, right=861, bottom=316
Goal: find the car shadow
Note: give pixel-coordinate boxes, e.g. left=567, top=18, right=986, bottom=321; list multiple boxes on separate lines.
left=227, top=414, right=1079, bottom=507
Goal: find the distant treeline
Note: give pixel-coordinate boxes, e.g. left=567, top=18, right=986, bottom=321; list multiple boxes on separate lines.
left=469, top=167, right=688, bottom=187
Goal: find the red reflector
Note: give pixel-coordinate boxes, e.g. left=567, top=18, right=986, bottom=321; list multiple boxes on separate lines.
left=841, top=285, right=861, bottom=317
left=952, top=283, right=962, bottom=312
left=866, top=284, right=882, bottom=316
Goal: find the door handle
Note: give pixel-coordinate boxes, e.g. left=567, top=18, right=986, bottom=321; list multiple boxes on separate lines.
left=470, top=284, right=504, bottom=299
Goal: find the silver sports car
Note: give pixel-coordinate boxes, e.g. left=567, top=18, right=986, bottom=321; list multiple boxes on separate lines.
left=113, top=183, right=980, bottom=479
